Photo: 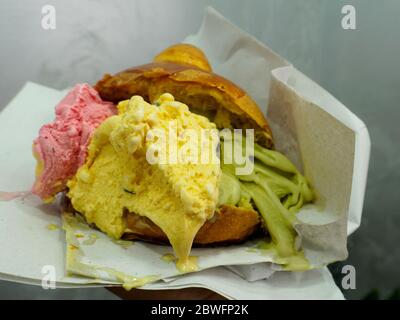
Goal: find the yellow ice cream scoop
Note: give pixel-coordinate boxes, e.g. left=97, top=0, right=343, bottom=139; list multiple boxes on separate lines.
left=67, top=93, right=221, bottom=272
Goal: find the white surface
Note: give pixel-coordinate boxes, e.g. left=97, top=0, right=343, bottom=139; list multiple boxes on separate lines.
left=146, top=267, right=344, bottom=300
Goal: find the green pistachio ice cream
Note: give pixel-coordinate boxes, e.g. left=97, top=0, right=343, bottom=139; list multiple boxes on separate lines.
left=218, top=136, right=314, bottom=270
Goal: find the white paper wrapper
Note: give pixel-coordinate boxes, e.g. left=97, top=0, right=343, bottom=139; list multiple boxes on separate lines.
left=0, top=7, right=369, bottom=298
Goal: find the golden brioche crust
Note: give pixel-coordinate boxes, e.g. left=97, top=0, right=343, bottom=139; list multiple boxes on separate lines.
left=124, top=205, right=260, bottom=245
left=154, top=43, right=212, bottom=72
left=95, top=63, right=273, bottom=147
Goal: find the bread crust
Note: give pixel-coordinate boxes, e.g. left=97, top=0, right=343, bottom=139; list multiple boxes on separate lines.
left=123, top=205, right=260, bottom=245
left=94, top=44, right=273, bottom=147
left=153, top=43, right=212, bottom=72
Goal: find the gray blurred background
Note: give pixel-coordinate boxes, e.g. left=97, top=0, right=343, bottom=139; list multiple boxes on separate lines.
left=0, top=0, right=399, bottom=299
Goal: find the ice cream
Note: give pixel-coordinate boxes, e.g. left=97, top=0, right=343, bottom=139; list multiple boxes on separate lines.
left=32, top=84, right=116, bottom=201
left=67, top=94, right=221, bottom=272
left=219, top=140, right=314, bottom=270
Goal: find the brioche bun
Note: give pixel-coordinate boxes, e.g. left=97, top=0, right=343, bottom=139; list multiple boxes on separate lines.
left=153, top=43, right=212, bottom=72
left=95, top=44, right=273, bottom=147
left=89, top=44, right=274, bottom=245
left=123, top=205, right=260, bottom=245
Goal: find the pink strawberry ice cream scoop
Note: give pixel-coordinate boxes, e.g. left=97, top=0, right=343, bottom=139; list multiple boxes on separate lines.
left=32, top=83, right=116, bottom=201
